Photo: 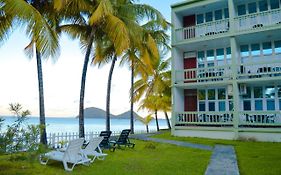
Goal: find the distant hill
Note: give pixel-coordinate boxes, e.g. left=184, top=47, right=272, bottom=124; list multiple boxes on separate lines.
left=115, top=111, right=140, bottom=119
left=79, top=107, right=141, bottom=119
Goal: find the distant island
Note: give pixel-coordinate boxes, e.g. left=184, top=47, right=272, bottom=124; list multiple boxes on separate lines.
left=77, top=107, right=141, bottom=119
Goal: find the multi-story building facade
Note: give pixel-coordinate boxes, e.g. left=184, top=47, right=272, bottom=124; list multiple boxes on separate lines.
left=171, top=0, right=281, bottom=142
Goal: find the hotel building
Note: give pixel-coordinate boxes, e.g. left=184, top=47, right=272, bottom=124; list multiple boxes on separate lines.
left=171, top=0, right=281, bottom=141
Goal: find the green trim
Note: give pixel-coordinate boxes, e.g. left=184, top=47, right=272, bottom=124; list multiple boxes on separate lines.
left=175, top=126, right=235, bottom=131
left=171, top=0, right=204, bottom=8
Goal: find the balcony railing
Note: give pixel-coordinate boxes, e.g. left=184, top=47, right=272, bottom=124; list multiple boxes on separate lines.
left=175, top=111, right=281, bottom=127
left=238, top=61, right=281, bottom=80
left=175, top=111, right=233, bottom=126
left=239, top=111, right=281, bottom=127
left=234, top=8, right=281, bottom=32
left=175, top=19, right=229, bottom=42
left=175, top=65, right=232, bottom=84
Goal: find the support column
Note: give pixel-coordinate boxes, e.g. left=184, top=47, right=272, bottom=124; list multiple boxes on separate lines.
left=230, top=37, right=239, bottom=139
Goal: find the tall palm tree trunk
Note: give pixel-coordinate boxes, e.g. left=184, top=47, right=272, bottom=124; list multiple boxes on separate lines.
left=79, top=32, right=94, bottom=138
left=155, top=110, right=159, bottom=131
left=106, top=55, right=117, bottom=131
left=146, top=125, right=149, bottom=133
left=36, top=48, right=47, bottom=145
left=130, top=59, right=134, bottom=134
left=164, top=111, right=171, bottom=129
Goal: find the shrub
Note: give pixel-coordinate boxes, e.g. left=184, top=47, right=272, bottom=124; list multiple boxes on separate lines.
left=0, top=103, right=41, bottom=155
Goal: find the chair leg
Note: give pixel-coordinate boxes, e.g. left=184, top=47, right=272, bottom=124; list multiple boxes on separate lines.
left=39, top=155, right=49, bottom=165
left=63, top=161, right=75, bottom=172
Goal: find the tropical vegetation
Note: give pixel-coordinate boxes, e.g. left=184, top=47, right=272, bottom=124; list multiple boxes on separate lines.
left=134, top=56, right=172, bottom=131
left=0, top=0, right=171, bottom=143
left=2, top=0, right=61, bottom=145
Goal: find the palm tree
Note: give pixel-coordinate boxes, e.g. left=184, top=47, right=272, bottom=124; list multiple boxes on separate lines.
left=133, top=57, right=171, bottom=131
left=0, top=1, right=13, bottom=45
left=54, top=0, right=130, bottom=137
left=4, top=0, right=60, bottom=145
left=138, top=114, right=153, bottom=133
left=92, top=0, right=169, bottom=133
left=139, top=95, right=161, bottom=131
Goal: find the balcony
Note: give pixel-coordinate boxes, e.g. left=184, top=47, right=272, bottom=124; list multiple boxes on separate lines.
left=234, top=8, right=281, bottom=32
left=238, top=61, right=281, bottom=81
left=174, top=111, right=281, bottom=127
left=174, top=65, right=232, bottom=85
left=175, top=19, right=229, bottom=42
left=175, top=111, right=233, bottom=126
left=239, top=111, right=281, bottom=127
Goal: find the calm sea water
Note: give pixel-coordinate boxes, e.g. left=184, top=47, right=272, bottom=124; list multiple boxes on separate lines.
left=0, top=117, right=169, bottom=134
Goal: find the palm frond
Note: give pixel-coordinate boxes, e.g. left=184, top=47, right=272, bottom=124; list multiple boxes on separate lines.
left=89, top=0, right=113, bottom=25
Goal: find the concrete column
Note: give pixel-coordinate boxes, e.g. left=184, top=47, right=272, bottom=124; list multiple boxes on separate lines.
left=228, top=0, right=235, bottom=33
left=230, top=36, right=239, bottom=139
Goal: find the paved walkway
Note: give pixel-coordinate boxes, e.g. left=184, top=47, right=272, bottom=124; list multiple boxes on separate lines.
left=131, top=133, right=239, bottom=175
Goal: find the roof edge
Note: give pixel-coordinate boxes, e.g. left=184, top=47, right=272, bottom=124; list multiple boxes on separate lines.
left=171, top=0, right=204, bottom=8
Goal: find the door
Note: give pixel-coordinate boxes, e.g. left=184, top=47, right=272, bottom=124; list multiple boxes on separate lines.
left=184, top=89, right=198, bottom=111
left=183, top=15, right=196, bottom=39
left=184, top=57, right=197, bottom=83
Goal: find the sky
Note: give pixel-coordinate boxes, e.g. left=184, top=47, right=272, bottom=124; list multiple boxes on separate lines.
left=0, top=0, right=181, bottom=117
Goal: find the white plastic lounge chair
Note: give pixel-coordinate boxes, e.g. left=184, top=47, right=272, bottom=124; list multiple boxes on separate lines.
left=82, top=137, right=108, bottom=163
left=40, top=138, right=90, bottom=171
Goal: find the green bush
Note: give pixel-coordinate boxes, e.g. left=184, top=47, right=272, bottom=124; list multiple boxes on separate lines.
left=0, top=103, right=41, bottom=155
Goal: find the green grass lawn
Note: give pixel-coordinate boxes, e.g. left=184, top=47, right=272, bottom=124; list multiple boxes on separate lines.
left=153, top=132, right=281, bottom=175
left=0, top=139, right=211, bottom=175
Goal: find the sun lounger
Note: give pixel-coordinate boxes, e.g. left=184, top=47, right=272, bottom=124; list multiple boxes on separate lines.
left=110, top=129, right=135, bottom=151
left=39, top=138, right=90, bottom=171
left=82, top=137, right=107, bottom=163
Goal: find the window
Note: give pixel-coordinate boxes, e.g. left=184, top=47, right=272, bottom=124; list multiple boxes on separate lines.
left=248, top=2, right=257, bottom=14
left=218, top=89, right=226, bottom=99
left=259, top=0, right=268, bottom=12
left=208, top=89, right=215, bottom=100
left=207, top=50, right=214, bottom=61
left=243, top=100, right=251, bottom=111
left=275, top=40, right=281, bottom=54
left=270, top=0, right=280, bottom=9
left=199, top=102, right=206, bottom=111
left=241, top=45, right=249, bottom=57
left=254, top=87, right=263, bottom=98
left=278, top=86, right=281, bottom=97
left=198, top=90, right=206, bottom=100
left=265, top=86, right=275, bottom=98
left=238, top=4, right=246, bottom=16
left=216, top=48, right=224, bottom=60
left=224, top=8, right=229, bottom=18
left=205, top=12, right=213, bottom=22
left=215, top=10, right=222, bottom=20
left=229, top=101, right=234, bottom=111
left=209, top=102, right=215, bottom=111
left=263, top=42, right=273, bottom=55
left=198, top=51, right=205, bottom=63
left=279, top=99, right=281, bottom=110
left=255, top=100, right=263, bottom=110
left=219, top=101, right=226, bottom=111
left=196, top=14, right=204, bottom=24
left=251, top=43, right=261, bottom=56
left=226, top=47, right=231, bottom=60
left=244, top=87, right=252, bottom=99
left=267, top=99, right=275, bottom=110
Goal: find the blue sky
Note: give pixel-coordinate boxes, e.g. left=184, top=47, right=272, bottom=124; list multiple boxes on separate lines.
left=0, top=0, right=181, bottom=117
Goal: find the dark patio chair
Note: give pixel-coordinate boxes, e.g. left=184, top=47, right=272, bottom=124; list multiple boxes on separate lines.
left=99, top=131, right=115, bottom=151
left=110, top=129, right=135, bottom=151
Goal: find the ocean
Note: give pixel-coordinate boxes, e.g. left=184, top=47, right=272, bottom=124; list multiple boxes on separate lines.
left=0, top=117, right=169, bottom=134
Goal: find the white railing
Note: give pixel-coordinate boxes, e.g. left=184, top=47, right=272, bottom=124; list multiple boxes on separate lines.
left=175, top=19, right=229, bottom=42
left=238, top=61, right=281, bottom=80
left=234, top=8, right=281, bottom=32
left=175, top=65, right=232, bottom=84
left=239, top=111, right=281, bottom=126
left=47, top=130, right=155, bottom=148
left=175, top=111, right=233, bottom=126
